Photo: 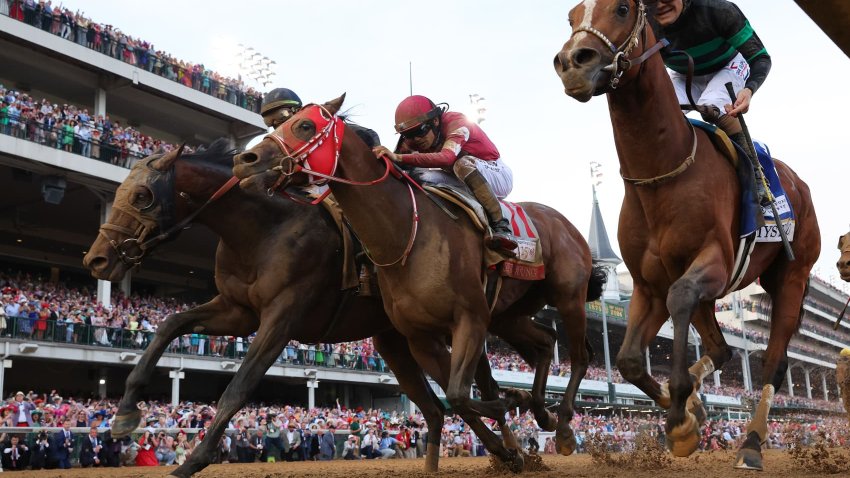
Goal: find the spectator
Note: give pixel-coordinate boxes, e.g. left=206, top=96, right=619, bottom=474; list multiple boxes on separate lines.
left=48, top=418, right=74, bottom=469
left=79, top=427, right=104, bottom=467
left=318, top=426, right=335, bottom=461
left=342, top=434, right=358, bottom=460
left=154, top=431, right=176, bottom=465
left=135, top=428, right=158, bottom=466
left=29, top=430, right=49, bottom=470
left=282, top=421, right=302, bottom=461
left=377, top=430, right=398, bottom=459
left=1, top=435, right=28, bottom=471
left=8, top=391, right=34, bottom=427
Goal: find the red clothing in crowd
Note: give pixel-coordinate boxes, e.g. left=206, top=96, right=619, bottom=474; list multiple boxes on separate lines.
left=135, top=435, right=159, bottom=466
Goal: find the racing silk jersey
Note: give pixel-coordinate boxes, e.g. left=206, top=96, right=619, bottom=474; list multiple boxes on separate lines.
left=660, top=0, right=771, bottom=93
left=397, top=111, right=500, bottom=168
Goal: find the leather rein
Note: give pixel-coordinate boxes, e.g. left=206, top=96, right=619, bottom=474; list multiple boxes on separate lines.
left=264, top=104, right=419, bottom=267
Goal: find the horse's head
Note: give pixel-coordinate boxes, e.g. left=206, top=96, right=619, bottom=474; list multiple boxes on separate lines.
left=83, top=148, right=182, bottom=281
left=553, top=0, right=660, bottom=101
left=233, top=95, right=346, bottom=195
left=838, top=232, right=850, bottom=281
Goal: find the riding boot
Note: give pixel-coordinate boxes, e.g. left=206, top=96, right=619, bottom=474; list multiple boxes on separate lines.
left=717, top=114, right=771, bottom=208
left=463, top=170, right=519, bottom=257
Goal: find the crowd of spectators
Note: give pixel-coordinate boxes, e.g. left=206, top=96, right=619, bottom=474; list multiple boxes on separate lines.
left=0, top=0, right=262, bottom=112
left=2, top=388, right=846, bottom=470
left=0, top=85, right=191, bottom=168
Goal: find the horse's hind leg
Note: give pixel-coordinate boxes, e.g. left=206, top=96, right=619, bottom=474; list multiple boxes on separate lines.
left=616, top=285, right=669, bottom=404
left=734, top=273, right=810, bottom=471
left=114, top=296, right=256, bottom=437
left=169, top=312, right=289, bottom=478
left=373, top=329, right=446, bottom=472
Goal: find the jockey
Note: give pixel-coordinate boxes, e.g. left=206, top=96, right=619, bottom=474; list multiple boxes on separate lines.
left=260, top=88, right=303, bottom=129
left=372, top=95, right=519, bottom=256
left=654, top=0, right=771, bottom=204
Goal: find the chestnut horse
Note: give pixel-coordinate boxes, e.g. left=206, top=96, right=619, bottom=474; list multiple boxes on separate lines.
left=838, top=232, right=850, bottom=281
left=83, top=140, right=559, bottom=475
left=554, top=0, right=820, bottom=470
left=232, top=98, right=606, bottom=468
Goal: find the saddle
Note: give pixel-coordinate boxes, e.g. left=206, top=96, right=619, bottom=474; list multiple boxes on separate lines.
left=407, top=168, right=545, bottom=281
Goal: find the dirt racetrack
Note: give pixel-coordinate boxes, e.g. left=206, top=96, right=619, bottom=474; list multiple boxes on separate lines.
left=19, top=450, right=845, bottom=478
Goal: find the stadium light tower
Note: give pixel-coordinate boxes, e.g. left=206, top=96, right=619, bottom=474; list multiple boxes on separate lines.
left=236, top=44, right=277, bottom=89
left=469, top=94, right=487, bottom=124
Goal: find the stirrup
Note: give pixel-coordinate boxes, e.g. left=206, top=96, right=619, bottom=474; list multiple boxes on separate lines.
left=486, top=230, right=518, bottom=258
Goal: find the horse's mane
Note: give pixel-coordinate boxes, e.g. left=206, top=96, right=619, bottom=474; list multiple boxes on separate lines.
left=182, top=138, right=243, bottom=168
left=339, top=108, right=381, bottom=149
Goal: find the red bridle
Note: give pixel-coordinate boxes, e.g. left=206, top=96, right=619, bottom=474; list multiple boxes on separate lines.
left=264, top=104, right=419, bottom=267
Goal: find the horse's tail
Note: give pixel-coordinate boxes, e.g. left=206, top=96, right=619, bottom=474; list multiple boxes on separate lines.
left=586, top=263, right=608, bottom=302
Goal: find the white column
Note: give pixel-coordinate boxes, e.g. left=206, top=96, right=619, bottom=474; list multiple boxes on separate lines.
left=307, top=379, right=319, bottom=409
left=645, top=348, right=652, bottom=377
left=552, top=321, right=559, bottom=366
left=0, top=359, right=11, bottom=401
left=120, top=273, right=132, bottom=296
left=804, top=368, right=812, bottom=400
left=822, top=373, right=829, bottom=401
left=343, top=384, right=351, bottom=409
left=96, top=201, right=113, bottom=308
left=94, top=87, right=107, bottom=117
left=713, top=370, right=721, bottom=388
left=786, top=367, right=794, bottom=397
left=741, top=352, right=751, bottom=392
left=169, top=370, right=184, bottom=407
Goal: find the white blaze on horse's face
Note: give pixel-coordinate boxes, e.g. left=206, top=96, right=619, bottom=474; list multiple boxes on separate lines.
left=575, top=0, right=598, bottom=41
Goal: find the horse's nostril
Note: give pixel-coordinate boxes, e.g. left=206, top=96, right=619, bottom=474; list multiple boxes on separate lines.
left=236, top=152, right=258, bottom=165
left=572, top=48, right=600, bottom=67
left=86, top=256, right=108, bottom=272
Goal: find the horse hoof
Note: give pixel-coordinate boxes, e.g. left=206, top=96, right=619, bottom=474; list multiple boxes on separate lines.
left=666, top=413, right=700, bottom=457
left=504, top=388, right=532, bottom=409
left=508, top=452, right=525, bottom=473
left=687, top=391, right=707, bottom=426
left=556, top=428, right=577, bottom=456
left=111, top=410, right=142, bottom=438
left=734, top=447, right=764, bottom=471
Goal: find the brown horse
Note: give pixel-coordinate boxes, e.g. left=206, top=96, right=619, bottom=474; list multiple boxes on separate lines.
left=837, top=232, right=850, bottom=280
left=83, top=140, right=555, bottom=475
left=232, top=98, right=606, bottom=467
left=553, top=0, right=820, bottom=470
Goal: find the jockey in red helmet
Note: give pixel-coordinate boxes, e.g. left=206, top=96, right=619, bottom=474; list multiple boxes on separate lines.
left=372, top=95, right=518, bottom=256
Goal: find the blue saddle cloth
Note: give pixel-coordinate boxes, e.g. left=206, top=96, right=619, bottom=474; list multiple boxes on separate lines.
left=687, top=119, right=794, bottom=239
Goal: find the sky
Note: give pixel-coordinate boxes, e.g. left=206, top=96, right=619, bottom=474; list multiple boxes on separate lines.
left=77, top=0, right=850, bottom=290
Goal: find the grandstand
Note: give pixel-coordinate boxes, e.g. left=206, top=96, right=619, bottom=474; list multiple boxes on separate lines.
left=0, top=4, right=847, bottom=423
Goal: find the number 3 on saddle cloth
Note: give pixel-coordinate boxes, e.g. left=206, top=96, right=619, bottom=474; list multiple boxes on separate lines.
left=407, top=169, right=545, bottom=281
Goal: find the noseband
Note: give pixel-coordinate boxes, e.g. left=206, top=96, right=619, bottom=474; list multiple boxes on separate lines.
left=570, top=0, right=668, bottom=89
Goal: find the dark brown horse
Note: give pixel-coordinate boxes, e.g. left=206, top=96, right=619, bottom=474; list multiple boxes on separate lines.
left=232, top=98, right=606, bottom=467
left=554, top=0, right=820, bottom=470
left=83, top=142, right=463, bottom=476
left=82, top=140, right=554, bottom=475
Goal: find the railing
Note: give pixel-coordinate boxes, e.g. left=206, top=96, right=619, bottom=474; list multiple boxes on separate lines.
left=1, top=8, right=262, bottom=113
left=0, top=114, right=147, bottom=168
left=1, top=316, right=390, bottom=373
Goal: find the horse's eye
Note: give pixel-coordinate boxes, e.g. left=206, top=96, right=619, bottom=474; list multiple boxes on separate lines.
left=617, top=4, right=629, bottom=17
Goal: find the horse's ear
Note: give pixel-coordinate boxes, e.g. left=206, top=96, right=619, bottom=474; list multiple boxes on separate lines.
left=839, top=234, right=846, bottom=250
left=150, top=145, right=183, bottom=171
left=324, top=94, right=346, bottom=115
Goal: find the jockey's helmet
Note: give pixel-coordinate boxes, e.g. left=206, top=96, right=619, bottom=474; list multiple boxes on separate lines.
left=261, top=88, right=303, bottom=128
left=394, top=95, right=442, bottom=134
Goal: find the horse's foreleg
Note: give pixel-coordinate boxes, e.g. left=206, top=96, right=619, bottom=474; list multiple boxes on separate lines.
left=491, top=317, right=558, bottom=433
left=373, top=330, right=446, bottom=472
left=407, top=336, right=522, bottom=471
left=665, top=258, right=727, bottom=458
left=549, top=298, right=590, bottom=457
left=115, top=297, right=253, bottom=437
left=616, top=286, right=669, bottom=405
left=472, top=348, right=520, bottom=452
left=169, top=314, right=289, bottom=478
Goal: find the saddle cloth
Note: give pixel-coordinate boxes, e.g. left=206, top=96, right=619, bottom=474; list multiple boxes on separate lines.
left=687, top=119, right=795, bottom=242
left=410, top=169, right=545, bottom=281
